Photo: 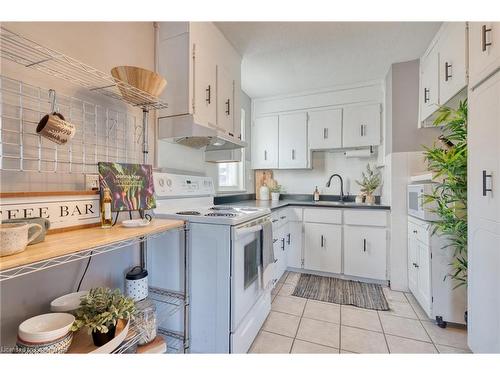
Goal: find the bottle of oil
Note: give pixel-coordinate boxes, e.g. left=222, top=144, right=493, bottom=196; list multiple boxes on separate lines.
left=101, top=188, right=113, bottom=228
left=313, top=186, right=320, bottom=201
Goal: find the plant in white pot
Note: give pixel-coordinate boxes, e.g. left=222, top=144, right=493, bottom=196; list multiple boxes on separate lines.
left=270, top=185, right=283, bottom=201
left=71, top=287, right=135, bottom=347
left=355, top=164, right=381, bottom=205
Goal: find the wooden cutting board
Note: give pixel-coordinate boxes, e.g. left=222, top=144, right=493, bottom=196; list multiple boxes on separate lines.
left=255, top=170, right=276, bottom=200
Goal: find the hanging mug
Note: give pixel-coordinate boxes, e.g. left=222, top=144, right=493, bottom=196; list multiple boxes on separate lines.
left=36, top=89, right=76, bottom=145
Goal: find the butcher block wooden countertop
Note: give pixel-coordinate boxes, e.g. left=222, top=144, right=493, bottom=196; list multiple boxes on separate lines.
left=0, top=219, right=185, bottom=272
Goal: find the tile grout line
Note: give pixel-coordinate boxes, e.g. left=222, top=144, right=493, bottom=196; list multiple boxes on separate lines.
left=289, top=293, right=307, bottom=353
left=403, top=292, right=440, bottom=353
left=377, top=308, right=391, bottom=353
left=339, top=302, right=342, bottom=353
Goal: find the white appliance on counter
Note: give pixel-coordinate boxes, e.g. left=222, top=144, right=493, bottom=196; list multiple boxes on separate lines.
left=151, top=172, right=272, bottom=353
left=407, top=183, right=439, bottom=221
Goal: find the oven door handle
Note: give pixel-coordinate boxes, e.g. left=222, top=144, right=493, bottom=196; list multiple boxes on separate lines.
left=234, top=224, right=263, bottom=239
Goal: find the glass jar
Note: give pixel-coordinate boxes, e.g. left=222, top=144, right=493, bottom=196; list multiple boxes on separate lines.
left=135, top=298, right=157, bottom=345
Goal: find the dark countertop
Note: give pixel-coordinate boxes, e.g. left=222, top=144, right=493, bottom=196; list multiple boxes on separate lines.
left=226, top=199, right=391, bottom=211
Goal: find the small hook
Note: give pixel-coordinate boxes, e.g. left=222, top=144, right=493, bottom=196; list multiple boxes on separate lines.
left=48, top=89, right=57, bottom=113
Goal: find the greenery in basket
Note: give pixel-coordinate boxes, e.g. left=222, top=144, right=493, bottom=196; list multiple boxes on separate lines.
left=269, top=184, right=283, bottom=193
left=71, top=287, right=136, bottom=334
left=355, top=164, right=381, bottom=196
left=423, top=100, right=467, bottom=288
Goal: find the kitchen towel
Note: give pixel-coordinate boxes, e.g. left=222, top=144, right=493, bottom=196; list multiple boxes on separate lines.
left=261, top=220, right=274, bottom=289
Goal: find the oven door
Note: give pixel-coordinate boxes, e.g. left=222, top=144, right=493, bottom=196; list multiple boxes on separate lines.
left=231, top=219, right=267, bottom=331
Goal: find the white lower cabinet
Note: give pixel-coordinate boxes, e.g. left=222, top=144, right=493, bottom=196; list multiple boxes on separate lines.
left=286, top=221, right=303, bottom=269
left=343, top=225, right=387, bottom=280
left=273, top=224, right=287, bottom=283
left=304, top=223, right=342, bottom=274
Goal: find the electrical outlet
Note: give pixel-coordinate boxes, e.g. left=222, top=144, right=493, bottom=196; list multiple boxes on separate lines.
left=85, top=174, right=99, bottom=191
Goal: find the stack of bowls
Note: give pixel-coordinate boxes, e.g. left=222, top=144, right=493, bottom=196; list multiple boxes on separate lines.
left=14, top=313, right=75, bottom=354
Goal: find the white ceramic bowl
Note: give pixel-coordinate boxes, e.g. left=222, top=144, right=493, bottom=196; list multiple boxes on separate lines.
left=50, top=291, right=87, bottom=312
left=18, top=313, right=75, bottom=343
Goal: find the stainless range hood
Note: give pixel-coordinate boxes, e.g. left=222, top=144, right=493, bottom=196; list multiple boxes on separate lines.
left=158, top=114, right=246, bottom=162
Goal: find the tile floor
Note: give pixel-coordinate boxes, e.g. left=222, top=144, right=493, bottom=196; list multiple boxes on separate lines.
left=249, top=271, right=470, bottom=354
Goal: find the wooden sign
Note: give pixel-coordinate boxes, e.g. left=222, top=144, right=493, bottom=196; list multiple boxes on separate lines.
left=0, top=191, right=100, bottom=230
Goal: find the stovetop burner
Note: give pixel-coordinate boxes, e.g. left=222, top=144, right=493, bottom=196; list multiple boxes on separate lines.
left=205, top=212, right=237, bottom=217
left=176, top=211, right=201, bottom=216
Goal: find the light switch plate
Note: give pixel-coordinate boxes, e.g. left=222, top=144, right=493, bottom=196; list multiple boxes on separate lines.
left=85, top=174, right=100, bottom=191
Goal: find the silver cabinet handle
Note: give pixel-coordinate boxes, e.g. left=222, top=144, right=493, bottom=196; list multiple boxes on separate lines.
left=264, top=150, right=267, bottom=161
left=363, top=239, right=367, bottom=252
left=424, top=88, right=430, bottom=103
left=360, top=124, right=366, bottom=136
left=274, top=258, right=278, bottom=263
left=205, top=85, right=211, bottom=104
left=483, top=170, right=493, bottom=196
left=320, top=235, right=325, bottom=248
left=287, top=233, right=291, bottom=245
left=281, top=238, right=285, bottom=251
left=445, top=62, right=452, bottom=81
left=323, top=128, right=328, bottom=139
left=413, top=262, right=419, bottom=268
left=482, top=24, right=492, bottom=52
left=225, top=99, right=230, bottom=115
left=291, top=149, right=296, bottom=160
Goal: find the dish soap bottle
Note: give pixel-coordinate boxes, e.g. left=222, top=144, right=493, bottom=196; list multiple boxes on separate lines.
left=101, top=187, right=113, bottom=228
left=313, top=186, right=320, bottom=201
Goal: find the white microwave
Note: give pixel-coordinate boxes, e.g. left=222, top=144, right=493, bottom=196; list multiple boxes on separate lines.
left=407, top=183, right=439, bottom=221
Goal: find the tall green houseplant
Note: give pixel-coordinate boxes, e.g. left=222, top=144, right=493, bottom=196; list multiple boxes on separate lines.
left=423, top=100, right=467, bottom=288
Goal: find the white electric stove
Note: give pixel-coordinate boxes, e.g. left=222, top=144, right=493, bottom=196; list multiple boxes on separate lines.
left=151, top=172, right=272, bottom=353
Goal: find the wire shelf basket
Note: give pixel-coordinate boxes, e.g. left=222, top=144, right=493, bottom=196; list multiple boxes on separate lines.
left=0, top=75, right=143, bottom=174
left=0, top=27, right=168, bottom=110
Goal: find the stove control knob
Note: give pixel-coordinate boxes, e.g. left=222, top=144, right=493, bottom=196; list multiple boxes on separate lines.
left=166, top=179, right=172, bottom=187
left=158, top=178, right=165, bottom=187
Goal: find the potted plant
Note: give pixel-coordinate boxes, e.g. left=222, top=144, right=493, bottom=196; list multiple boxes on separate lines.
left=355, top=164, right=381, bottom=205
left=270, top=185, right=283, bottom=201
left=423, top=101, right=467, bottom=293
left=71, top=287, right=135, bottom=346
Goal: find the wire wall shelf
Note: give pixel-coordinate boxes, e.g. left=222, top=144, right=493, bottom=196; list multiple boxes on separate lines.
left=0, top=27, right=168, bottom=110
left=158, top=328, right=186, bottom=354
left=0, top=75, right=143, bottom=174
left=0, top=230, right=169, bottom=282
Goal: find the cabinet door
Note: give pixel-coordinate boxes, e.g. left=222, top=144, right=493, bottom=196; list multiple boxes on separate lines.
left=251, top=116, right=279, bottom=169
left=342, top=104, right=381, bottom=147
left=439, top=22, right=468, bottom=104
left=415, top=240, right=432, bottom=313
left=273, top=227, right=286, bottom=282
left=420, top=46, right=440, bottom=124
left=468, top=226, right=500, bottom=353
left=286, top=221, right=303, bottom=269
left=469, top=22, right=500, bottom=89
left=278, top=112, right=308, bottom=169
left=193, top=43, right=217, bottom=127
left=408, top=223, right=419, bottom=295
left=468, top=70, right=500, bottom=224
left=216, top=65, right=234, bottom=135
left=308, top=109, right=342, bottom=150
left=304, top=223, right=342, bottom=274
left=344, top=226, right=387, bottom=280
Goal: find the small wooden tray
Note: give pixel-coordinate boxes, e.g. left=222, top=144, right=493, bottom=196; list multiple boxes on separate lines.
left=67, top=319, right=129, bottom=354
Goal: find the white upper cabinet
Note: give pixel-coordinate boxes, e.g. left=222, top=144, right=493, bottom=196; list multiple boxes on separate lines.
left=419, top=22, right=468, bottom=126
left=342, top=104, right=381, bottom=148
left=157, top=22, right=241, bottom=138
left=419, top=44, right=440, bottom=124
left=469, top=22, right=500, bottom=89
left=278, top=112, right=309, bottom=169
left=216, top=65, right=234, bottom=134
left=439, top=22, right=468, bottom=105
left=251, top=116, right=279, bottom=169
left=308, top=108, right=342, bottom=150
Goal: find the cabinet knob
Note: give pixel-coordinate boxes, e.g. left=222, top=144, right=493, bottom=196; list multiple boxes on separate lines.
left=413, top=230, right=418, bottom=234
left=413, top=262, right=419, bottom=268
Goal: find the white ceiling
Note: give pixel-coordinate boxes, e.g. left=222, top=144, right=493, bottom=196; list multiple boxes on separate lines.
left=215, top=22, right=442, bottom=98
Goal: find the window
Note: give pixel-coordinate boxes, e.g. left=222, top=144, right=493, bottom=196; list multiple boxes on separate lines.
left=218, top=108, right=246, bottom=192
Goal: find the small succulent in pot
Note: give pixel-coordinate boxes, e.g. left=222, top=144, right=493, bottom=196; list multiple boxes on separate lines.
left=71, top=287, right=135, bottom=346
left=269, top=184, right=283, bottom=201
left=355, top=164, right=381, bottom=204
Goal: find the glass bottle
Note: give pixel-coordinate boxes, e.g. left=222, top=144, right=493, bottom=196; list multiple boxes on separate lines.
left=101, top=188, right=113, bottom=228
left=313, top=186, right=320, bottom=201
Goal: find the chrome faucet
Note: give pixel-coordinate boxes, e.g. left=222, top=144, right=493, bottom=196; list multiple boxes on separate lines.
left=326, top=174, right=345, bottom=202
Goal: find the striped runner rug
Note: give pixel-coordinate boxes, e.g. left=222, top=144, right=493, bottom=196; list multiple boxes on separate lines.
left=292, top=273, right=389, bottom=311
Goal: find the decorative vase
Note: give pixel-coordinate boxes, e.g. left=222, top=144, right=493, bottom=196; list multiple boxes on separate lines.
left=355, top=194, right=364, bottom=204
left=365, top=194, right=376, bottom=205
left=271, top=192, right=280, bottom=201
left=92, top=325, right=116, bottom=347
left=259, top=185, right=270, bottom=201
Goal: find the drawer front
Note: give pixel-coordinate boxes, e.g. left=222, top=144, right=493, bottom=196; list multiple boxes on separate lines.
left=408, top=217, right=430, bottom=246
left=287, top=207, right=303, bottom=221
left=344, top=209, right=387, bottom=227
left=303, top=208, right=342, bottom=224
